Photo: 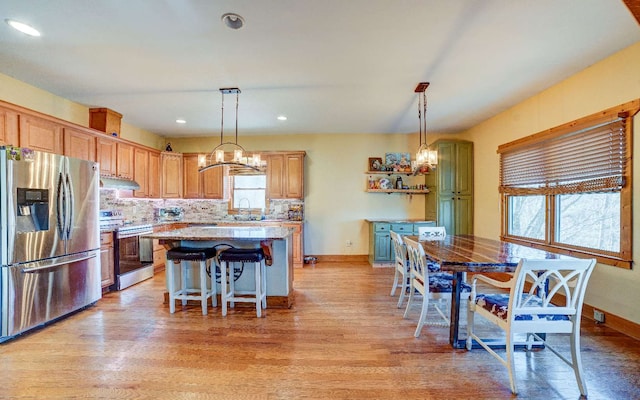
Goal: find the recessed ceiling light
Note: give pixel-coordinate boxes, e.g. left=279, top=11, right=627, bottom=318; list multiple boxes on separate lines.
left=277, top=115, right=287, bottom=121
left=5, top=19, right=41, bottom=37
left=175, top=119, right=186, bottom=124
left=221, top=13, right=245, bottom=30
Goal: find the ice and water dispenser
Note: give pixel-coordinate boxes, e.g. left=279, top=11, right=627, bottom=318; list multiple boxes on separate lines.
left=16, top=188, right=49, bottom=232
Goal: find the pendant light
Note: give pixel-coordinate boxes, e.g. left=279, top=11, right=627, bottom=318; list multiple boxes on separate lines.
left=415, top=82, right=438, bottom=172
left=199, top=88, right=265, bottom=175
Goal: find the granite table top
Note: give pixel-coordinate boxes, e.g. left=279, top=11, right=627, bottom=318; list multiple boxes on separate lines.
left=144, top=226, right=293, bottom=241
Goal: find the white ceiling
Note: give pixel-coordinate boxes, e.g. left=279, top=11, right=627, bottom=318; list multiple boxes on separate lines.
left=0, top=1, right=638, bottom=138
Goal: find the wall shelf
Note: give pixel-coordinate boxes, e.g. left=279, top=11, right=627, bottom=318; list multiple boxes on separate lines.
left=365, top=189, right=430, bottom=194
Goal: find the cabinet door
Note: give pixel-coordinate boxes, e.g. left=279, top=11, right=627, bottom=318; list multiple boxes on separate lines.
left=437, top=196, right=456, bottom=236
left=63, top=127, right=96, bottom=161
left=133, top=147, right=149, bottom=198
left=202, top=164, right=225, bottom=199
left=285, top=153, right=304, bottom=198
left=18, top=114, right=63, bottom=154
left=283, top=223, right=303, bottom=267
left=183, top=154, right=201, bottom=198
left=455, top=196, right=474, bottom=235
left=161, top=152, right=183, bottom=198
left=100, top=233, right=114, bottom=288
left=456, top=142, right=473, bottom=196
left=97, top=137, right=117, bottom=176
left=148, top=151, right=161, bottom=198
left=436, top=141, right=456, bottom=195
left=0, top=108, right=19, bottom=146
left=374, top=232, right=391, bottom=261
left=266, top=154, right=285, bottom=199
left=117, top=142, right=134, bottom=179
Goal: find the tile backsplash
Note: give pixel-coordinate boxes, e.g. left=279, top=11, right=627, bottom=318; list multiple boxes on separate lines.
left=100, top=189, right=303, bottom=224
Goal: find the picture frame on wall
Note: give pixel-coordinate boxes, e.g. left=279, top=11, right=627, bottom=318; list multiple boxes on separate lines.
left=368, top=157, right=382, bottom=171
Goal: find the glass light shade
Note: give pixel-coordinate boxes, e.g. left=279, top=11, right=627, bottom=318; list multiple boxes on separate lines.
left=251, top=153, right=261, bottom=167
left=215, top=149, right=225, bottom=163
left=198, top=154, right=206, bottom=167
left=233, top=148, right=243, bottom=162
left=416, top=144, right=438, bottom=166
left=427, top=149, right=438, bottom=165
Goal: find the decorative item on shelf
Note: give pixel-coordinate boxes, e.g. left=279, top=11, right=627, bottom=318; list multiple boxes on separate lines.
left=385, top=153, right=412, bottom=172
left=199, top=88, right=266, bottom=176
left=414, top=82, right=438, bottom=174
left=165, top=142, right=173, bottom=152
left=368, top=157, right=382, bottom=171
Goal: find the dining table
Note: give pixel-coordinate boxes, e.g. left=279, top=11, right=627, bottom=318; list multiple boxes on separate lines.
left=404, top=234, right=572, bottom=349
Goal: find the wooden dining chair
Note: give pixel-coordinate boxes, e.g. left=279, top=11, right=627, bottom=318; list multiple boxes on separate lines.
left=403, top=236, right=470, bottom=337
left=466, top=258, right=596, bottom=396
left=389, top=230, right=410, bottom=308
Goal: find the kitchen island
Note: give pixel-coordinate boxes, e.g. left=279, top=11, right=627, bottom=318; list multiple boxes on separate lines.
left=144, top=225, right=295, bottom=308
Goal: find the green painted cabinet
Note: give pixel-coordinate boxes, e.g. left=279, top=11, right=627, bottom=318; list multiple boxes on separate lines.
left=425, top=140, right=473, bottom=235
left=367, top=221, right=436, bottom=264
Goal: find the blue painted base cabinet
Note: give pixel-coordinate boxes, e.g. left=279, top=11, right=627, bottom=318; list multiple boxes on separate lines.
left=367, top=221, right=436, bottom=264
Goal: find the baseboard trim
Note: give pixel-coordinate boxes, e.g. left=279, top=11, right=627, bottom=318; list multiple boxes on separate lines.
left=309, top=254, right=369, bottom=263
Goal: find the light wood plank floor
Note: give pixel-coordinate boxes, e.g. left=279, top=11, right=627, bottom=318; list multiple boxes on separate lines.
left=1, top=262, right=639, bottom=399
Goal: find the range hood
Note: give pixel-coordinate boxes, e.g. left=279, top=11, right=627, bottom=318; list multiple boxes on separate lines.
left=100, top=176, right=140, bottom=190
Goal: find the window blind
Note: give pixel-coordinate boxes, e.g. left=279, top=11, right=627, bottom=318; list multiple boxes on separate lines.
left=499, top=117, right=627, bottom=195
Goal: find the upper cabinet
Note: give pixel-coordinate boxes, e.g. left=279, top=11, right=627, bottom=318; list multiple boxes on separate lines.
left=97, top=136, right=118, bottom=176
left=183, top=153, right=226, bottom=199
left=89, top=108, right=122, bottom=138
left=161, top=151, right=183, bottom=198
left=63, top=127, right=96, bottom=161
left=18, top=114, right=63, bottom=154
left=133, top=147, right=149, bottom=198
left=0, top=108, right=19, bottom=146
left=148, top=151, right=161, bottom=198
left=266, top=151, right=305, bottom=199
left=116, top=142, right=134, bottom=179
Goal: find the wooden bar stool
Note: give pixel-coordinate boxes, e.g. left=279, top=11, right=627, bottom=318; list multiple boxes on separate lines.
left=166, top=246, right=217, bottom=315
left=218, top=248, right=267, bottom=317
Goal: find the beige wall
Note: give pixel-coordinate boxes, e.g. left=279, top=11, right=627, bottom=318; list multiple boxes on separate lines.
left=462, top=41, right=640, bottom=324
left=169, top=133, right=430, bottom=256
left=0, top=73, right=163, bottom=149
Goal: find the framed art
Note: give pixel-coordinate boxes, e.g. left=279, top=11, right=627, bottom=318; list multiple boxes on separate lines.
left=368, top=157, right=382, bottom=171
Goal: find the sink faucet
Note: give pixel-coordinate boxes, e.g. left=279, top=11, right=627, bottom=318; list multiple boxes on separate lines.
left=238, top=197, right=251, bottom=220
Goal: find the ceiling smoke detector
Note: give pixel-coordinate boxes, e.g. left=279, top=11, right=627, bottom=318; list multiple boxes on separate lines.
left=221, top=13, right=245, bottom=30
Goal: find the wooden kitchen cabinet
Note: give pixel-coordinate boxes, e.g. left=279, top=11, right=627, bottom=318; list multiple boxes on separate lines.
left=282, top=222, right=304, bottom=268
left=425, top=140, right=474, bottom=235
left=97, top=136, right=117, bottom=176
left=100, top=232, right=115, bottom=289
left=0, top=107, right=19, bottom=146
left=63, top=127, right=96, bottom=161
left=266, top=151, right=305, bottom=199
left=133, top=147, right=149, bottom=198
left=148, top=151, right=161, bottom=198
left=18, top=114, right=63, bottom=154
left=117, top=142, right=134, bottom=179
left=161, top=151, right=183, bottom=198
left=183, top=153, right=226, bottom=199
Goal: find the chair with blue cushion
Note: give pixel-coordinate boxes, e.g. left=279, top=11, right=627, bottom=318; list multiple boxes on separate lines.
left=466, top=258, right=596, bottom=396
left=402, top=236, right=471, bottom=337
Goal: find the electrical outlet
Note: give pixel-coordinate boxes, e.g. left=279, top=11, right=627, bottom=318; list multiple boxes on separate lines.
left=345, top=240, right=352, bottom=247
left=594, top=309, right=605, bottom=323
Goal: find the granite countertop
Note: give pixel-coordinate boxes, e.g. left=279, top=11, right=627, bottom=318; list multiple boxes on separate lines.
left=365, top=219, right=436, bottom=223
left=144, top=225, right=294, bottom=241
left=153, top=219, right=303, bottom=226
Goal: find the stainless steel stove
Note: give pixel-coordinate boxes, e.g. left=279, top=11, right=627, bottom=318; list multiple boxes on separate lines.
left=99, top=210, right=154, bottom=290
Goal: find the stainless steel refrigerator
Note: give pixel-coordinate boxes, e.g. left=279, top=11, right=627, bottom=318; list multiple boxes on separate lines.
left=0, top=147, right=101, bottom=341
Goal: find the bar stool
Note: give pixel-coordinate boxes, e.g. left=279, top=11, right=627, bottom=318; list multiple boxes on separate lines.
left=218, top=247, right=267, bottom=317
left=166, top=246, right=217, bottom=315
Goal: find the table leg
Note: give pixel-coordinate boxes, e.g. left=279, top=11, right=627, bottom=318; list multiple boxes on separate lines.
left=449, top=271, right=463, bottom=349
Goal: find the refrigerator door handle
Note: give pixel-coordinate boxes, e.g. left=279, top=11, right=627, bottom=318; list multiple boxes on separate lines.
left=19, top=251, right=98, bottom=273
left=56, top=171, right=65, bottom=238
left=65, top=173, right=74, bottom=240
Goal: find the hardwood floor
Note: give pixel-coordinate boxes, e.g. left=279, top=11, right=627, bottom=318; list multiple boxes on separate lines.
left=1, top=261, right=639, bottom=399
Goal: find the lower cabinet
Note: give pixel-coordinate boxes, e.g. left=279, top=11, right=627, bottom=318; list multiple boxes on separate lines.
left=100, top=232, right=115, bottom=289
left=368, top=221, right=435, bottom=264
left=282, top=223, right=304, bottom=268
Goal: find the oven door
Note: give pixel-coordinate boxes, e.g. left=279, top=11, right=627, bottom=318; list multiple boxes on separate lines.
left=113, top=235, right=154, bottom=290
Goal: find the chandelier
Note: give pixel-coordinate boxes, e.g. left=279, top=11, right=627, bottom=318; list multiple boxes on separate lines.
left=199, top=88, right=265, bottom=175
left=414, top=82, right=438, bottom=172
